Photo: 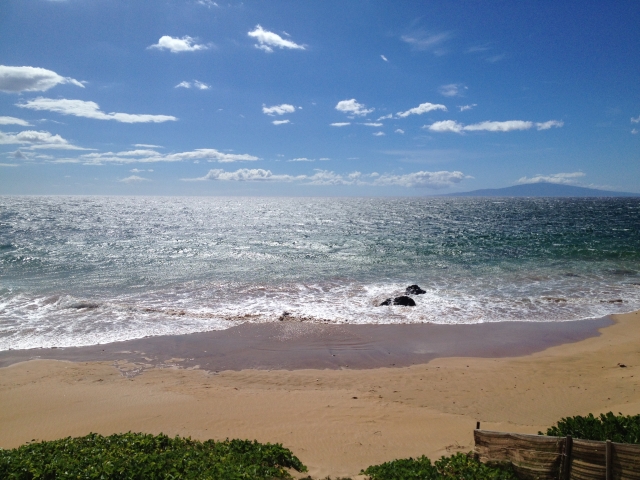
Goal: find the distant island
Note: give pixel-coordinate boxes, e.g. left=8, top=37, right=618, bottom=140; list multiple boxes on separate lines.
left=442, top=182, right=639, bottom=197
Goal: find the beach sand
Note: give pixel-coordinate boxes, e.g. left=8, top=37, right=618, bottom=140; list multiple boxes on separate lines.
left=1, top=311, right=639, bottom=478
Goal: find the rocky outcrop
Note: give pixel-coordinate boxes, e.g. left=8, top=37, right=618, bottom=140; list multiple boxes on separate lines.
left=405, top=284, right=426, bottom=295
left=379, top=296, right=416, bottom=307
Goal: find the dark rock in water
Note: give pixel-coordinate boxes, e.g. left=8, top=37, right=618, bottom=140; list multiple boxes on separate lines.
left=379, top=296, right=417, bottom=306
left=393, top=296, right=416, bottom=307
left=405, top=284, right=426, bottom=295
left=68, top=302, right=100, bottom=309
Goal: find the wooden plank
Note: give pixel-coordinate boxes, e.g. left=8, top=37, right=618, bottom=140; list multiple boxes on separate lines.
left=611, top=442, right=640, bottom=480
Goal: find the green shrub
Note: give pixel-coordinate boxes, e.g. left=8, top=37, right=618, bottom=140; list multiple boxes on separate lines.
left=541, top=412, right=640, bottom=443
left=361, top=452, right=516, bottom=480
left=0, top=432, right=307, bottom=479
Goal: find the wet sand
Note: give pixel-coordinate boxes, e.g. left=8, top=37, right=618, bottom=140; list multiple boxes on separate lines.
left=0, top=316, right=613, bottom=371
left=1, top=312, right=639, bottom=478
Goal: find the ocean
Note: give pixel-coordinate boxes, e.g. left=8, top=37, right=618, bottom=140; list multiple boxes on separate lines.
left=1, top=196, right=639, bottom=351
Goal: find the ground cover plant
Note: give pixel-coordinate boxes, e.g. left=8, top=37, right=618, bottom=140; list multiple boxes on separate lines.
left=361, top=452, right=516, bottom=480
left=541, top=411, right=640, bottom=443
left=0, top=432, right=307, bottom=479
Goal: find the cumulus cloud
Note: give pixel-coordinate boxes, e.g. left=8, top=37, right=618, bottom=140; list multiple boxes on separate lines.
left=77, top=148, right=258, bottom=165
left=536, top=120, right=564, bottom=130
left=289, top=157, right=313, bottom=162
left=262, top=104, right=296, bottom=116
left=0, top=116, right=32, bottom=126
left=272, top=119, right=290, bottom=125
left=248, top=25, right=305, bottom=53
left=18, top=98, right=177, bottom=123
left=381, top=55, right=388, bottom=62
left=335, top=99, right=373, bottom=117
left=395, top=129, right=405, bottom=134
left=401, top=32, right=452, bottom=54
left=516, top=172, right=585, bottom=185
left=363, top=122, right=383, bottom=127
left=377, top=114, right=393, bottom=121
left=175, top=80, right=210, bottom=90
left=632, top=128, right=638, bottom=135
left=120, top=175, right=150, bottom=183
left=458, top=104, right=477, bottom=112
left=463, top=120, right=533, bottom=132
left=0, top=129, right=85, bottom=150
left=148, top=36, right=209, bottom=53
left=426, top=119, right=564, bottom=133
left=194, top=168, right=297, bottom=182
left=438, top=83, right=466, bottom=97
left=0, top=65, right=84, bottom=93
left=630, top=115, right=640, bottom=123
left=330, top=122, right=351, bottom=127
left=426, top=120, right=464, bottom=133
left=397, top=102, right=447, bottom=118
left=373, top=131, right=385, bottom=136
left=187, top=168, right=468, bottom=189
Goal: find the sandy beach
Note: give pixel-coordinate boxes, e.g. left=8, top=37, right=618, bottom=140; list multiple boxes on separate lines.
left=1, top=311, right=639, bottom=478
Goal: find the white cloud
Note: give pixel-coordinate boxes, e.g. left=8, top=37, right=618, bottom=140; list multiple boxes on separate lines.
left=330, top=122, right=351, bottom=127
left=18, top=98, right=177, bottom=123
left=175, top=81, right=191, bottom=89
left=148, top=36, right=209, bottom=53
left=319, top=157, right=330, bottom=161
left=463, top=120, right=533, bottom=132
left=395, top=129, right=404, bottom=134
left=78, top=148, right=258, bottom=165
left=632, top=128, right=638, bottom=135
left=427, top=119, right=564, bottom=133
left=401, top=32, right=452, bottom=54
left=13, top=150, right=27, bottom=159
left=363, top=122, right=383, bottom=127
left=289, top=157, right=313, bottom=162
left=262, top=104, right=296, bottom=115
left=535, top=120, right=564, bottom=130
left=516, top=172, right=585, bottom=185
left=458, top=104, right=477, bottom=112
left=0, top=65, right=84, bottom=93
left=272, top=119, right=290, bottom=125
left=377, top=114, right=393, bottom=121
left=0, top=116, right=32, bottom=126
left=0, top=163, right=19, bottom=167
left=426, top=120, right=464, bottom=133
left=372, top=170, right=467, bottom=188
left=381, top=55, right=388, bottom=62
left=373, top=131, right=385, bottom=136
left=438, top=83, right=466, bottom=97
left=197, top=0, right=218, bottom=6
left=397, top=102, right=447, bottom=118
left=195, top=168, right=298, bottom=182
left=133, top=144, right=163, bottom=148
left=120, top=175, right=150, bottom=183
left=335, top=99, right=374, bottom=117
left=130, top=168, right=153, bottom=173
left=194, top=80, right=210, bottom=90
left=186, top=167, right=468, bottom=189
left=248, top=25, right=305, bottom=53
left=0, top=129, right=84, bottom=150
left=630, top=115, right=640, bottom=123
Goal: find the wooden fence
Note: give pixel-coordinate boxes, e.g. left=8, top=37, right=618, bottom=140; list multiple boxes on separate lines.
left=474, top=429, right=640, bottom=480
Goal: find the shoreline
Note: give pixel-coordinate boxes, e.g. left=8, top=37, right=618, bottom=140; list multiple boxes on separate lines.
left=0, top=316, right=614, bottom=371
left=1, top=311, right=639, bottom=478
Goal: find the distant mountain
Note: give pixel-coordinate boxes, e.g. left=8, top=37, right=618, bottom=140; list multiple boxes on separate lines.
left=442, top=182, right=639, bottom=197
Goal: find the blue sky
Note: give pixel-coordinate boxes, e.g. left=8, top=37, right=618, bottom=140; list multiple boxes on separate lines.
left=1, top=0, right=639, bottom=195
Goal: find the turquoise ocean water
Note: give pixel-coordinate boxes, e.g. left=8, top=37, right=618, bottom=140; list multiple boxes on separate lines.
left=1, top=196, right=639, bottom=351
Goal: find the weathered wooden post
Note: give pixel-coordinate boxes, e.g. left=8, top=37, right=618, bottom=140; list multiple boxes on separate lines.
left=562, top=435, right=573, bottom=480
left=476, top=421, right=480, bottom=430
left=606, top=440, right=612, bottom=480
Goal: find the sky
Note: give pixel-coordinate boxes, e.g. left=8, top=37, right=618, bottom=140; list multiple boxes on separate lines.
left=1, top=0, right=639, bottom=196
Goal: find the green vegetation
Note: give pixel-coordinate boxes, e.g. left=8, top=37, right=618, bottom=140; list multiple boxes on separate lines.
left=361, top=452, right=516, bottom=480
left=541, top=411, right=640, bottom=443
left=0, top=432, right=307, bottom=479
